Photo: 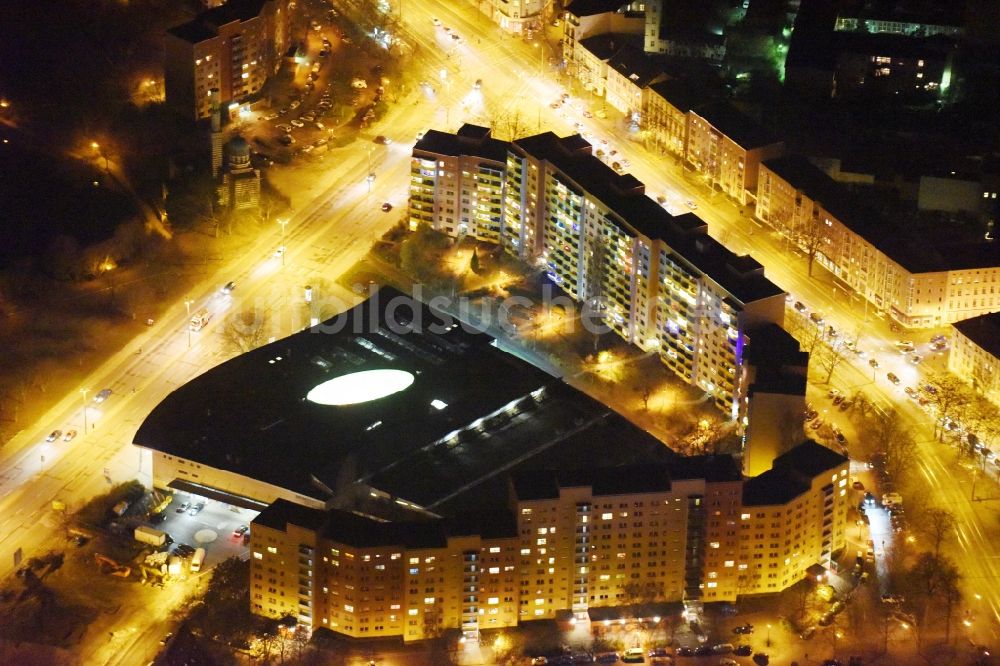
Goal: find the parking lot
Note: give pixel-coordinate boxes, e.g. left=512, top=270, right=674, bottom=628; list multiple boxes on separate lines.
left=149, top=493, right=258, bottom=570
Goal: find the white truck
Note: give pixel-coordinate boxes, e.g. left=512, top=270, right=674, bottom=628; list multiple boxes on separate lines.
left=190, top=547, right=206, bottom=573
left=189, top=308, right=212, bottom=331
left=134, top=526, right=167, bottom=547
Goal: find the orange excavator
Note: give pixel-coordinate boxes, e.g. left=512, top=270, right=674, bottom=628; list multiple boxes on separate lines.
left=94, top=553, right=131, bottom=578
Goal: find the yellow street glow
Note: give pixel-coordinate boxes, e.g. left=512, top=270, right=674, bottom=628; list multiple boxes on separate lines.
left=307, top=369, right=414, bottom=406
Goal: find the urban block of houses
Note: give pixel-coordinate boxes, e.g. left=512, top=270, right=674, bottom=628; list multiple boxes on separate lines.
left=756, top=154, right=1000, bottom=328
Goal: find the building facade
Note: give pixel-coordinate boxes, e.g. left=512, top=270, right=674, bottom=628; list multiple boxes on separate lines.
left=251, top=443, right=849, bottom=639
left=686, top=103, right=785, bottom=205
left=165, top=0, right=293, bottom=121
left=757, top=155, right=1000, bottom=328
left=411, top=126, right=787, bottom=417
left=949, top=312, right=1000, bottom=406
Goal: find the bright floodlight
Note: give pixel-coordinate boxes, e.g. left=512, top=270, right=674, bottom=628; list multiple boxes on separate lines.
left=307, top=369, right=414, bottom=406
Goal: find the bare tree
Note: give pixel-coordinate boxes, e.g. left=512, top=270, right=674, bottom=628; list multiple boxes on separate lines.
left=794, top=204, right=826, bottom=277
left=918, top=508, right=955, bottom=558
left=221, top=309, right=271, bottom=355
left=925, top=373, right=971, bottom=441
left=867, top=409, right=917, bottom=482
left=812, top=338, right=850, bottom=384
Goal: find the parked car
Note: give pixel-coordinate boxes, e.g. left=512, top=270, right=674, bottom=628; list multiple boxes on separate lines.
left=176, top=502, right=190, bottom=513
left=95, top=388, right=112, bottom=403
left=374, top=135, right=392, bottom=145
left=233, top=525, right=249, bottom=537
left=188, top=502, right=206, bottom=516
left=869, top=358, right=880, bottom=368
left=887, top=372, right=901, bottom=385
left=381, top=202, right=393, bottom=212
left=46, top=430, right=62, bottom=442
left=733, top=624, right=754, bottom=635
left=63, top=430, right=77, bottom=442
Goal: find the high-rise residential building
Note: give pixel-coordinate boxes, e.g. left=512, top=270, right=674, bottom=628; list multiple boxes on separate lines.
left=949, top=312, right=1000, bottom=406
left=757, top=155, right=1000, bottom=328
left=249, top=442, right=848, bottom=640
left=165, top=0, right=293, bottom=121
left=411, top=125, right=786, bottom=417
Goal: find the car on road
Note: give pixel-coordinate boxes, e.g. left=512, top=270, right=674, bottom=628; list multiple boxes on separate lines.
left=887, top=372, right=900, bottom=385
left=685, top=199, right=698, bottom=209
left=233, top=525, right=249, bottom=538
left=381, top=202, right=393, bottom=212
left=810, top=311, right=825, bottom=325
left=176, top=502, right=190, bottom=513
left=63, top=430, right=77, bottom=442
left=95, top=388, right=113, bottom=403
left=451, top=33, right=462, bottom=43
left=374, top=135, right=392, bottom=145
left=732, top=624, right=754, bottom=635
left=909, top=354, right=922, bottom=364
left=188, top=502, right=206, bottom=516
left=221, top=281, right=236, bottom=294
left=793, top=301, right=807, bottom=313
left=474, top=79, right=482, bottom=90
left=869, top=358, right=880, bottom=368
left=46, top=430, right=62, bottom=442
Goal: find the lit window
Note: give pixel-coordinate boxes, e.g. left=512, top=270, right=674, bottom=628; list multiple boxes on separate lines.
left=344, top=604, right=354, bottom=613
left=431, top=399, right=448, bottom=410
left=602, top=512, right=613, bottom=520
left=489, top=567, right=499, bottom=574
left=741, top=513, right=751, bottom=520
left=724, top=560, right=734, bottom=567
left=537, top=538, right=546, bottom=546
left=488, top=597, right=499, bottom=605
left=538, top=528, right=548, bottom=535
left=424, top=597, right=435, bottom=604
left=709, top=542, right=720, bottom=549
left=706, top=582, right=717, bottom=588
left=408, top=608, right=419, bottom=616
left=535, top=598, right=544, bottom=605
left=409, top=557, right=419, bottom=564
left=489, top=547, right=500, bottom=553
left=391, top=604, right=400, bottom=610
left=253, top=552, right=263, bottom=560
left=267, top=547, right=277, bottom=554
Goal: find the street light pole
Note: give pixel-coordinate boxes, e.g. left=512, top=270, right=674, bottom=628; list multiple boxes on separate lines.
left=766, top=623, right=772, bottom=648
left=80, top=388, right=89, bottom=433
left=184, top=298, right=193, bottom=348
left=278, top=218, right=288, bottom=266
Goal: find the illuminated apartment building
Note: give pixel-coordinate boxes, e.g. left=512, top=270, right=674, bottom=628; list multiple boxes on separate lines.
left=250, top=442, right=848, bottom=639
left=165, top=0, right=293, bottom=121
left=409, top=125, right=508, bottom=243
left=411, top=126, right=786, bottom=416
left=686, top=103, right=785, bottom=205
left=949, top=312, right=1000, bottom=406
left=738, top=443, right=850, bottom=594
left=250, top=501, right=521, bottom=641
left=757, top=155, right=1000, bottom=328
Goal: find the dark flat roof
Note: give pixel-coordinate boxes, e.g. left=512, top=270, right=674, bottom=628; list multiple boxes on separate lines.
left=167, top=0, right=270, bottom=43
left=167, top=21, right=218, bottom=44
left=953, top=311, right=1000, bottom=360
left=691, top=102, right=782, bottom=150
left=742, top=468, right=810, bottom=505
left=773, top=439, right=847, bottom=478
left=648, top=78, right=713, bottom=114
left=135, top=287, right=554, bottom=502
left=253, top=499, right=517, bottom=547
left=607, top=44, right=665, bottom=89
left=579, top=34, right=643, bottom=61
left=510, top=455, right=742, bottom=501
left=566, top=0, right=634, bottom=17
left=415, top=127, right=509, bottom=164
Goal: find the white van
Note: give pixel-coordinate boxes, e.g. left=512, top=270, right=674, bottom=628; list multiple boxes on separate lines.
left=190, top=547, right=206, bottom=573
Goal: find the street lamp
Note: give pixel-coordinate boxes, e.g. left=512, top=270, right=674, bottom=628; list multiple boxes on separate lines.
left=834, top=629, right=843, bottom=656
left=278, top=218, right=289, bottom=266
left=80, top=388, right=89, bottom=433
left=766, top=623, right=772, bottom=648
left=184, top=298, right=193, bottom=348
left=90, top=141, right=109, bottom=172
